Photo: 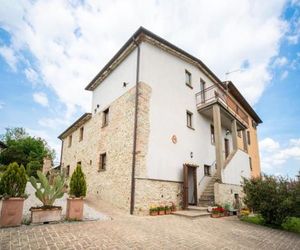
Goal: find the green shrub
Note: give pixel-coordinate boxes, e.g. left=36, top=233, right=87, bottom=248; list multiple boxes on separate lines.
left=240, top=214, right=265, bottom=225
left=282, top=217, right=300, bottom=234
left=26, top=160, right=42, bottom=178
left=30, top=170, right=65, bottom=207
left=243, top=175, right=298, bottom=226
left=0, top=162, right=27, bottom=198
left=69, top=164, right=87, bottom=197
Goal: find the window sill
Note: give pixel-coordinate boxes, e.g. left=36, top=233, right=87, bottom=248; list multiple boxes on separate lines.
left=186, top=83, right=193, bottom=89
left=187, top=126, right=195, bottom=130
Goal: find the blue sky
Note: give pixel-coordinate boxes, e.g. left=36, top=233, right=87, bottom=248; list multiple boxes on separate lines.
left=0, top=0, right=299, bottom=177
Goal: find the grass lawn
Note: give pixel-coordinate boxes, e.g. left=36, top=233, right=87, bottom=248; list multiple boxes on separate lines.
left=240, top=215, right=300, bottom=234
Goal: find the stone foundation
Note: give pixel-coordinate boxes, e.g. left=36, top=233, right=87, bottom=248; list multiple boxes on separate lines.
left=214, top=182, right=244, bottom=207
left=134, top=178, right=183, bottom=215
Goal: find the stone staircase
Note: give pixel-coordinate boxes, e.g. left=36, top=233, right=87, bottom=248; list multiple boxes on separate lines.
left=198, top=174, right=217, bottom=207
left=172, top=206, right=211, bottom=219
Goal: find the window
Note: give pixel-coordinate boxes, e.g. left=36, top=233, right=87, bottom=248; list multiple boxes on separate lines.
left=77, top=161, right=81, bottom=167
left=99, top=153, right=107, bottom=171
left=102, top=108, right=109, bottom=127
left=210, top=125, right=215, bottom=144
left=252, top=120, right=257, bottom=130
left=249, top=157, right=252, bottom=171
left=247, top=131, right=251, bottom=145
left=204, top=165, right=211, bottom=176
left=68, top=135, right=72, bottom=147
left=66, top=165, right=70, bottom=177
left=185, top=70, right=192, bottom=88
left=200, top=79, right=206, bottom=103
left=238, top=130, right=242, bottom=138
left=186, top=110, right=193, bottom=129
left=79, top=127, right=84, bottom=141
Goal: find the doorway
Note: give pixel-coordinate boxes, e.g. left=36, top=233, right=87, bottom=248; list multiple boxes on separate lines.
left=183, top=164, right=198, bottom=209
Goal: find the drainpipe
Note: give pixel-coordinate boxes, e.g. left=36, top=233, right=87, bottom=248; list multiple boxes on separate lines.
left=130, top=38, right=141, bottom=215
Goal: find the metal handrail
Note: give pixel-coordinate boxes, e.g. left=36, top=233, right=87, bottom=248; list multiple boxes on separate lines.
left=195, top=85, right=249, bottom=125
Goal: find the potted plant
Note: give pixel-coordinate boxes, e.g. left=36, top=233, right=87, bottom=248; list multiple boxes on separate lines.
left=149, top=206, right=158, bottom=216
left=66, top=164, right=87, bottom=220
left=170, top=202, right=176, bottom=212
left=165, top=205, right=171, bottom=215
left=0, top=162, right=27, bottom=227
left=211, top=206, right=225, bottom=218
left=29, top=171, right=65, bottom=224
left=158, top=206, right=165, bottom=215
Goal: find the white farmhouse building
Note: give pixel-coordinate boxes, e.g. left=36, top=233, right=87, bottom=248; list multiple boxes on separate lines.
left=59, top=27, right=262, bottom=214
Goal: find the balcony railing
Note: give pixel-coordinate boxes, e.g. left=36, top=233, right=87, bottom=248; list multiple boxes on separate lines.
left=196, top=85, right=249, bottom=125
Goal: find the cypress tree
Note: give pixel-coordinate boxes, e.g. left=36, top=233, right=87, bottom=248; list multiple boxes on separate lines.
left=69, top=164, right=87, bottom=197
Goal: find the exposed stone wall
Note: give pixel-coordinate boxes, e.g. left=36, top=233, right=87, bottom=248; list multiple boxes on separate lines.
left=214, top=182, right=244, bottom=207
left=134, top=178, right=183, bottom=215
left=61, top=82, right=151, bottom=212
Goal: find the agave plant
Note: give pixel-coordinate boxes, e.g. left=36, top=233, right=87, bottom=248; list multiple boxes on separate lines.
left=30, top=170, right=65, bottom=208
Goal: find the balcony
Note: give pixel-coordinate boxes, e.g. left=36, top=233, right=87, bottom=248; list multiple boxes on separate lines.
left=195, top=85, right=249, bottom=129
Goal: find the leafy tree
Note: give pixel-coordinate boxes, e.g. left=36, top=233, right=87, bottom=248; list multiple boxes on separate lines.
left=243, top=175, right=299, bottom=226
left=0, top=162, right=27, bottom=198
left=0, top=128, right=55, bottom=176
left=26, top=160, right=42, bottom=178
left=69, top=164, right=87, bottom=197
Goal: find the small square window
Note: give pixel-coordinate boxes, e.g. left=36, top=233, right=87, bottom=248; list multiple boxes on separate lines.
left=210, top=125, right=215, bottom=144
left=66, top=165, right=70, bottom=177
left=186, top=111, right=193, bottom=129
left=185, top=70, right=192, bottom=88
left=68, top=135, right=72, bottom=147
left=204, top=165, right=211, bottom=176
left=79, top=127, right=84, bottom=141
left=77, top=161, right=81, bottom=167
left=99, top=153, right=107, bottom=171
left=102, top=108, right=109, bottom=127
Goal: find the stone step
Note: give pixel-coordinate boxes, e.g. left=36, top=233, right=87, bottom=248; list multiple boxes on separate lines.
left=171, top=210, right=211, bottom=219
left=187, top=206, right=208, bottom=212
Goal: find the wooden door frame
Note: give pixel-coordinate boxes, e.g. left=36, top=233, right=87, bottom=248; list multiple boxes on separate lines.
left=183, top=164, right=199, bottom=209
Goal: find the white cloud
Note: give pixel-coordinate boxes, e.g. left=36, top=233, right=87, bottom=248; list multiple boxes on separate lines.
left=24, top=67, right=38, bottom=84
left=0, top=0, right=289, bottom=117
left=280, top=70, right=289, bottom=80
left=33, top=92, right=49, bottom=107
left=260, top=137, right=300, bottom=171
left=273, top=56, right=288, bottom=67
left=38, top=117, right=69, bottom=129
left=0, top=45, right=18, bottom=71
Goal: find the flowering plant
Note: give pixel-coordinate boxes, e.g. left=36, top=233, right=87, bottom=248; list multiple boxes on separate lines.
left=212, top=207, right=225, bottom=214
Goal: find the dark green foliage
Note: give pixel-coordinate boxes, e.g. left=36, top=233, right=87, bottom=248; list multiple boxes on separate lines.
left=69, top=164, right=87, bottom=197
left=0, top=162, right=27, bottom=198
left=26, top=161, right=42, bottom=178
left=240, top=214, right=265, bottom=225
left=0, top=128, right=55, bottom=176
left=243, top=175, right=299, bottom=226
left=281, top=217, right=300, bottom=234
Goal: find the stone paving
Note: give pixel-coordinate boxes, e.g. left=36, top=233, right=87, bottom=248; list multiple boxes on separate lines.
left=1, top=214, right=300, bottom=250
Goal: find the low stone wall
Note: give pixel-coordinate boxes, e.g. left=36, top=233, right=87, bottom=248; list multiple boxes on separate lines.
left=214, top=182, right=244, bottom=207
left=134, top=178, right=183, bottom=215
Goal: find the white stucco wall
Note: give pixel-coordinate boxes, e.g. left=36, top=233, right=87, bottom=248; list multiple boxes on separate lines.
left=222, top=149, right=251, bottom=185
left=92, top=48, right=138, bottom=113
left=139, top=42, right=233, bottom=185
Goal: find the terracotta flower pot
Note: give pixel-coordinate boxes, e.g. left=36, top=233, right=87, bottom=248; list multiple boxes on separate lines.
left=0, top=197, right=25, bottom=227
left=30, top=206, right=62, bottom=224
left=150, top=211, right=158, bottom=216
left=165, top=209, right=171, bottom=215
left=66, top=197, right=84, bottom=220
left=158, top=210, right=165, bottom=215
left=211, top=213, right=220, bottom=218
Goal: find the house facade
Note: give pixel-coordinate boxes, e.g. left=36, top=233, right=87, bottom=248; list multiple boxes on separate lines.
left=58, top=27, right=262, bottom=214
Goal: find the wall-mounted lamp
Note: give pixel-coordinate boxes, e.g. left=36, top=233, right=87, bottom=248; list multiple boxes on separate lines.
left=97, top=104, right=100, bottom=108
left=123, top=82, right=129, bottom=87
left=226, top=129, right=230, bottom=135
left=190, top=152, right=193, bottom=158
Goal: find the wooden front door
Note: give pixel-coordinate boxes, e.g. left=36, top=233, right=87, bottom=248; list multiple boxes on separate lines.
left=183, top=164, right=198, bottom=209
left=224, top=138, right=230, bottom=158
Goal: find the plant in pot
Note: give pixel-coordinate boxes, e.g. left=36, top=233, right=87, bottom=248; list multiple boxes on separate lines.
left=149, top=206, right=158, bottom=216
left=158, top=206, right=165, bottom=215
left=211, top=206, right=224, bottom=218
left=66, top=164, right=87, bottom=220
left=0, top=162, right=27, bottom=227
left=29, top=170, right=65, bottom=224
left=170, top=202, right=176, bottom=212
left=165, top=205, right=171, bottom=215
